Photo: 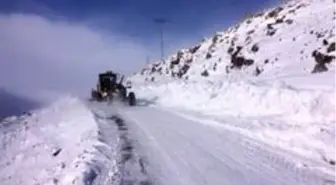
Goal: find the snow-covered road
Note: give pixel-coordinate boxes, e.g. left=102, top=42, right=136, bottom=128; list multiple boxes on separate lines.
left=0, top=98, right=334, bottom=185
left=110, top=105, right=335, bottom=185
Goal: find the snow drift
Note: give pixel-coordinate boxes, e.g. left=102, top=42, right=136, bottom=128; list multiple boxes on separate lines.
left=0, top=96, right=118, bottom=185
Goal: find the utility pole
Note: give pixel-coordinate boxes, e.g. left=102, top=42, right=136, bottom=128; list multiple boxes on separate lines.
left=154, top=18, right=167, bottom=61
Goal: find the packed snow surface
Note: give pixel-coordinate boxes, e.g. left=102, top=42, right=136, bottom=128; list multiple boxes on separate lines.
left=121, top=105, right=335, bottom=185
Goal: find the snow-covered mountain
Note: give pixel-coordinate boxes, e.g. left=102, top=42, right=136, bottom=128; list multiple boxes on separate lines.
left=134, top=0, right=335, bottom=85
left=130, top=0, right=335, bottom=123
left=129, top=0, right=335, bottom=168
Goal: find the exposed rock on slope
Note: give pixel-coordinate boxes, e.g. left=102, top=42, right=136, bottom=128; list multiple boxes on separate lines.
left=136, top=0, right=335, bottom=82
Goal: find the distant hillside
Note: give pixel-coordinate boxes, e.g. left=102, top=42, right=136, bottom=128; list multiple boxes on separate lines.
left=0, top=89, right=39, bottom=119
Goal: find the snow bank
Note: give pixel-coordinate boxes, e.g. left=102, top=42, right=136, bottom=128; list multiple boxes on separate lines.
left=134, top=80, right=335, bottom=123
left=0, top=96, right=117, bottom=185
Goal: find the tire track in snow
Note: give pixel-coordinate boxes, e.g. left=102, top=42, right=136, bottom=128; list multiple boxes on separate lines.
left=85, top=112, right=120, bottom=185
left=109, top=115, right=153, bottom=185
left=86, top=104, right=154, bottom=185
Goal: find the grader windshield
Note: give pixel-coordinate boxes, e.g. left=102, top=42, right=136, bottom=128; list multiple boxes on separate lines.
left=98, top=71, right=117, bottom=92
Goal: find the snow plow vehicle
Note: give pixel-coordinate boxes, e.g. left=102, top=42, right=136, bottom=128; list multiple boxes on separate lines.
left=90, top=70, right=136, bottom=106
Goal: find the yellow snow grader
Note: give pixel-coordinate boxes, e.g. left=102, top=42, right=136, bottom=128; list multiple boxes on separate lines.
left=90, top=70, right=136, bottom=106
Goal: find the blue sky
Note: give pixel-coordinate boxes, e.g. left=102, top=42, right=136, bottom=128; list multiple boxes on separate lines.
left=0, top=0, right=279, bottom=48
left=0, top=0, right=279, bottom=101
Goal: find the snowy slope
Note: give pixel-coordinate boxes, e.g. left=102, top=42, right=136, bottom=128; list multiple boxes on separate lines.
left=134, top=0, right=335, bottom=85
left=0, top=97, right=120, bottom=185
left=128, top=0, right=336, bottom=169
